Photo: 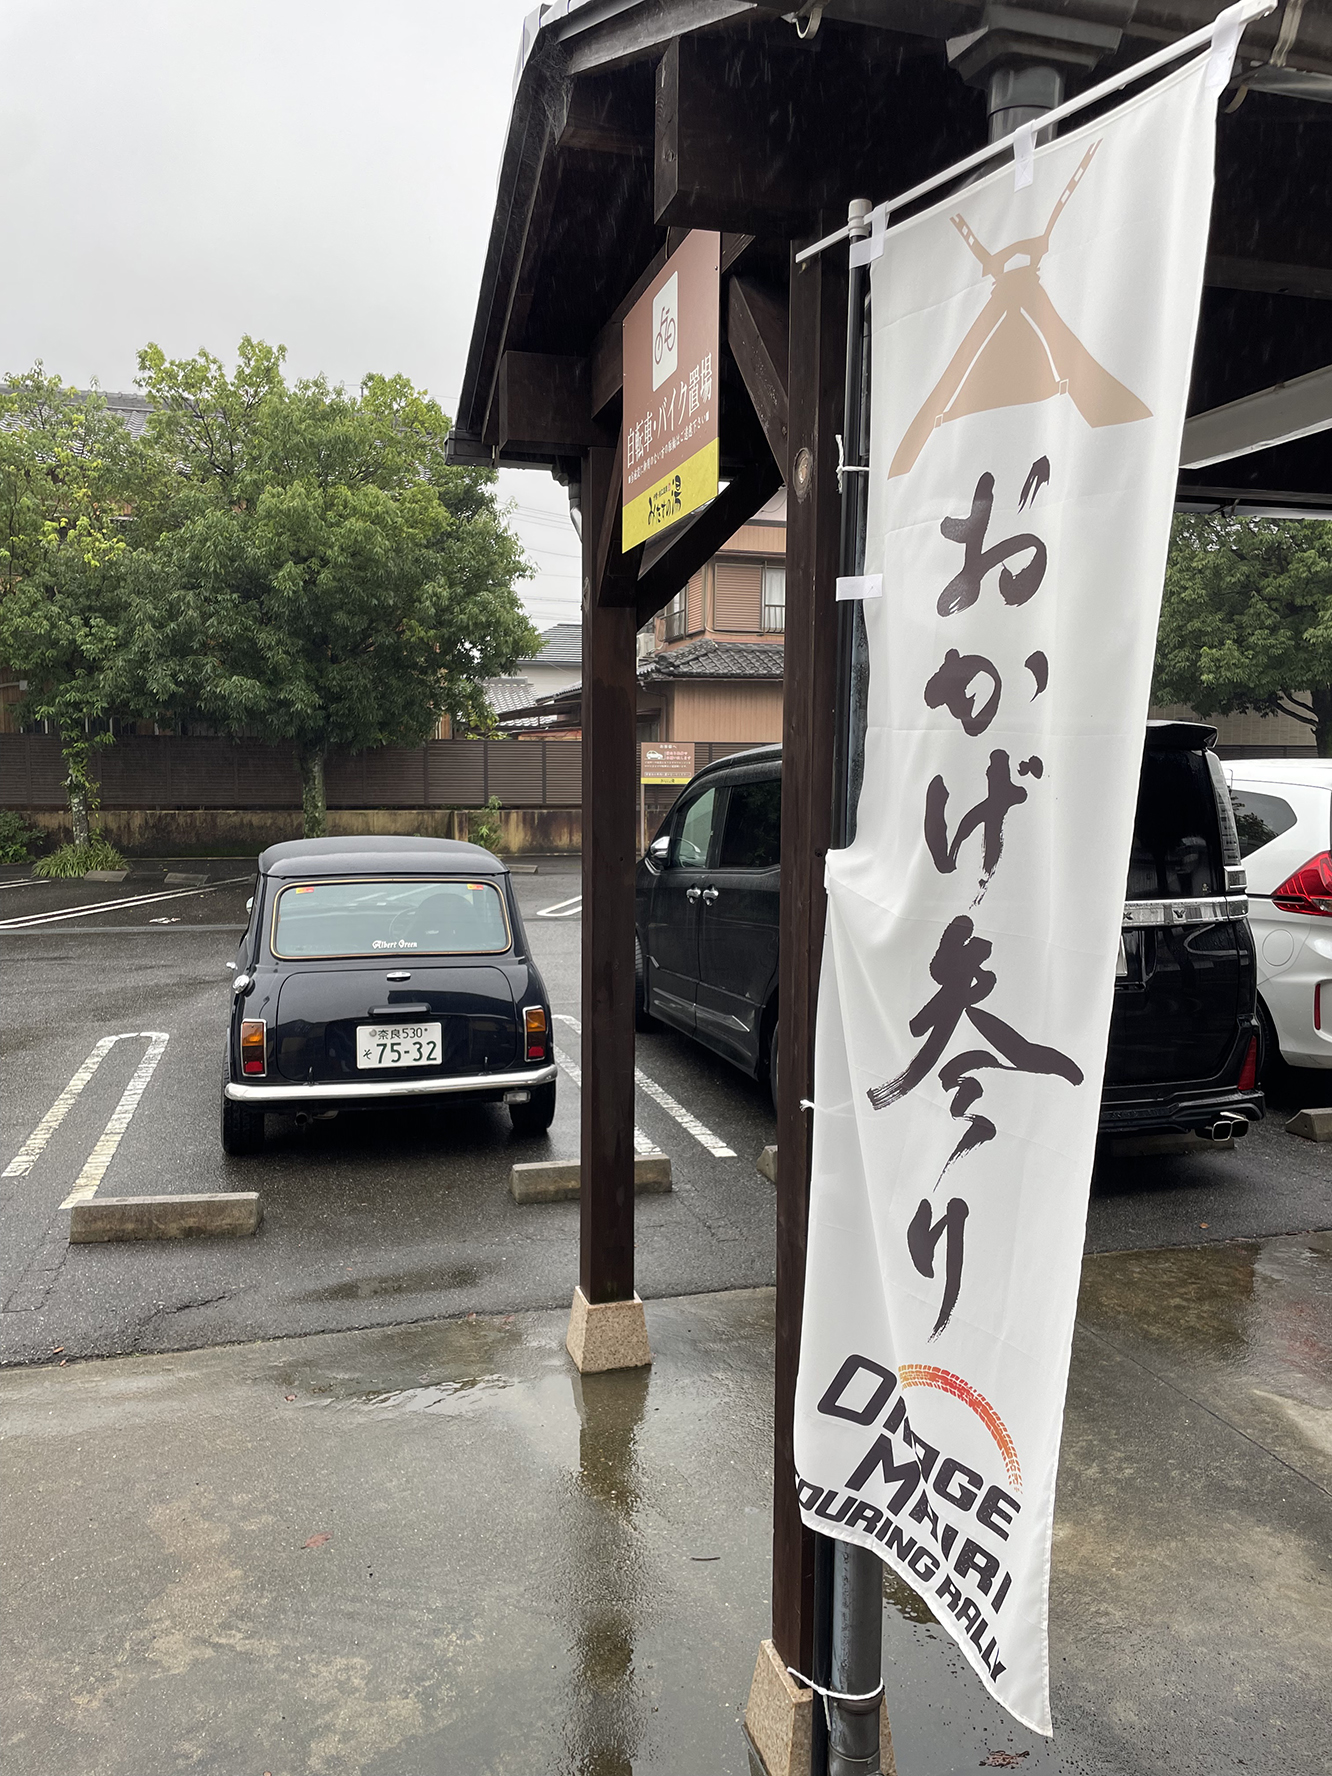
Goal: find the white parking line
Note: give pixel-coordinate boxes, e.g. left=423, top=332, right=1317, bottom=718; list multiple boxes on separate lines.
left=535, top=894, right=583, bottom=919
left=3, top=1034, right=125, bottom=1176
left=552, top=1044, right=659, bottom=1156
left=554, top=1014, right=736, bottom=1158
left=60, top=1032, right=170, bottom=1207
left=0, top=876, right=249, bottom=930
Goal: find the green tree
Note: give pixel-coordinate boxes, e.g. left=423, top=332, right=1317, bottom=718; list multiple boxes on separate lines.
left=121, top=339, right=538, bottom=835
left=1154, top=514, right=1332, bottom=756
left=0, top=369, right=143, bottom=849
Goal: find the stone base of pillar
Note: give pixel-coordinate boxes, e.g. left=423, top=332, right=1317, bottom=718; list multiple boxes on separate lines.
left=744, top=1639, right=812, bottom=1776
left=564, top=1286, right=652, bottom=1373
left=743, top=1637, right=897, bottom=1776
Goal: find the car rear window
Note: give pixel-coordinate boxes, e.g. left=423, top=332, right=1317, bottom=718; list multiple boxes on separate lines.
left=1228, top=789, right=1298, bottom=858
left=272, top=878, right=511, bottom=958
left=1126, top=749, right=1223, bottom=900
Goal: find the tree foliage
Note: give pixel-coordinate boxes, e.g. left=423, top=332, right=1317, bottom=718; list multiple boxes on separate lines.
left=1154, top=514, right=1332, bottom=756
left=114, top=339, right=538, bottom=834
left=0, top=369, right=143, bottom=848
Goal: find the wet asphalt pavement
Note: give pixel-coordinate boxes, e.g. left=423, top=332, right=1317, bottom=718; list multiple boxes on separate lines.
left=1, top=858, right=1330, bottom=1775
left=1, top=858, right=1328, bottom=1366
left=2, top=1243, right=1328, bottom=1776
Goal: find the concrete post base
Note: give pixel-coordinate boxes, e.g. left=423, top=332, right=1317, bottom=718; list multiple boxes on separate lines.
left=745, top=1638, right=812, bottom=1776
left=743, top=1637, right=898, bottom=1776
left=565, top=1286, right=652, bottom=1374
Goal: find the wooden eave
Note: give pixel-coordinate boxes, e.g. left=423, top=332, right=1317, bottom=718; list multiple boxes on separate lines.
left=448, top=0, right=1332, bottom=512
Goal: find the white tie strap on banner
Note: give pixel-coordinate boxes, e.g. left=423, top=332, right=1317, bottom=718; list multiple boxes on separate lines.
left=793, top=52, right=1226, bottom=1736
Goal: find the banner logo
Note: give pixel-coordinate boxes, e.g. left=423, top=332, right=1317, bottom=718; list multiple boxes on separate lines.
left=890, top=144, right=1152, bottom=479
left=899, top=1364, right=1022, bottom=1491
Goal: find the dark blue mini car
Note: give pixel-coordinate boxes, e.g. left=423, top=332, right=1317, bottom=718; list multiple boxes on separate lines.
left=222, top=836, right=556, bottom=1154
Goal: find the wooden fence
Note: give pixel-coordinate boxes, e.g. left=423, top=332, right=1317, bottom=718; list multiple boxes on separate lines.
left=0, top=735, right=759, bottom=810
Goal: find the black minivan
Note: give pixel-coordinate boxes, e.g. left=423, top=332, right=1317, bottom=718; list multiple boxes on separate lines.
left=634, top=724, right=1265, bottom=1140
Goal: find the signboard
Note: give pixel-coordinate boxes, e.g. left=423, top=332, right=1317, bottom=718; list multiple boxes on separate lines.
left=793, top=54, right=1224, bottom=1736
left=622, top=232, right=720, bottom=549
left=640, top=742, right=695, bottom=785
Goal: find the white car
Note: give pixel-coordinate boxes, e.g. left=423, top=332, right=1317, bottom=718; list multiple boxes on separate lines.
left=1223, top=758, right=1332, bottom=1072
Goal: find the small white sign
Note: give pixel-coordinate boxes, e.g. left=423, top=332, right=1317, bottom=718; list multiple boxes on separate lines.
left=835, top=573, right=883, bottom=601
left=652, top=271, right=678, bottom=391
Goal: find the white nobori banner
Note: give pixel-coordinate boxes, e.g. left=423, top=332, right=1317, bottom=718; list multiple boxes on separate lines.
left=793, top=53, right=1225, bottom=1734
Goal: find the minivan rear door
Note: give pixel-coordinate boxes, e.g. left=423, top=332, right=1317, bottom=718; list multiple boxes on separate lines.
left=696, top=775, right=781, bottom=1069
left=645, top=782, right=720, bottom=1032
left=1106, top=736, right=1245, bottom=1088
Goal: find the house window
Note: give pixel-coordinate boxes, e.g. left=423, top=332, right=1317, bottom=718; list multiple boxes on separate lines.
left=663, top=588, right=686, bottom=641
left=762, top=564, right=786, bottom=633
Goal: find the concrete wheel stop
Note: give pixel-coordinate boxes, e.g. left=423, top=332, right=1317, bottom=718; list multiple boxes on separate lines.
left=1286, top=1108, right=1332, bottom=1142
left=69, top=1193, right=262, bottom=1243
left=511, top=1154, right=671, bottom=1202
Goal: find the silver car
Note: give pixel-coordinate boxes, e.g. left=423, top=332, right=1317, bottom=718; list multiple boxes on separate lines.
left=1223, top=759, right=1332, bottom=1072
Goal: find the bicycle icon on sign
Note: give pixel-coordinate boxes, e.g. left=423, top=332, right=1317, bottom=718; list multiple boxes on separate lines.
left=651, top=271, right=679, bottom=390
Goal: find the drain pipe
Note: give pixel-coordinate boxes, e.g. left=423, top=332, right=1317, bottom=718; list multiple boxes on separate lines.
left=823, top=195, right=886, bottom=1776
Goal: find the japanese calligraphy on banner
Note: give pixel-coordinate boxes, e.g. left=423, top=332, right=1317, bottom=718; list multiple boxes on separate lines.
left=622, top=231, right=719, bottom=549
left=794, top=54, right=1223, bottom=1735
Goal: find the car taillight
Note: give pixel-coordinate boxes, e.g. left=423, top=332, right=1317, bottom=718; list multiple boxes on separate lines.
left=523, top=1005, right=547, bottom=1061
left=240, top=1019, right=267, bottom=1076
left=1272, top=851, right=1332, bottom=917
left=1237, top=1034, right=1258, bottom=1093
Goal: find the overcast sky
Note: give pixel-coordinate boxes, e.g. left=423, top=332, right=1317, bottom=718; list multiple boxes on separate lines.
left=0, top=0, right=582, bottom=629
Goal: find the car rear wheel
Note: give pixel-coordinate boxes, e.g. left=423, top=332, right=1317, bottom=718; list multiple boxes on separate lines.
left=509, top=1080, right=556, bottom=1136
left=221, top=1074, right=266, bottom=1155
left=634, top=936, right=659, bottom=1032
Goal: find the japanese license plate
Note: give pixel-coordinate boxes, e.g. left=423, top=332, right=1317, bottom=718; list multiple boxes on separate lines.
left=356, top=1022, right=442, bottom=1069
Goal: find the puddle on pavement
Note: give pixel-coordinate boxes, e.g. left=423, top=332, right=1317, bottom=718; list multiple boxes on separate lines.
left=884, top=1561, right=937, bottom=1624
left=297, top=1262, right=484, bottom=1303
left=1078, top=1231, right=1332, bottom=1378
left=334, top=1372, right=515, bottom=1415
left=558, top=1364, right=653, bottom=1773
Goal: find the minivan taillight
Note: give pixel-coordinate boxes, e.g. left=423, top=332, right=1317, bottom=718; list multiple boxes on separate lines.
left=1272, top=852, right=1332, bottom=917
left=240, top=1019, right=267, bottom=1075
left=1237, top=1035, right=1258, bottom=1093
left=523, top=1005, right=547, bottom=1061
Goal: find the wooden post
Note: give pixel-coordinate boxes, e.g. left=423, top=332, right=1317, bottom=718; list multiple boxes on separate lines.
left=577, top=446, right=640, bottom=1310
left=771, top=234, right=848, bottom=1677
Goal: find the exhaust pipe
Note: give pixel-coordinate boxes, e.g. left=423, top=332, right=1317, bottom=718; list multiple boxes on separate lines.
left=1204, top=1112, right=1249, bottom=1143
left=294, top=1111, right=311, bottom=1129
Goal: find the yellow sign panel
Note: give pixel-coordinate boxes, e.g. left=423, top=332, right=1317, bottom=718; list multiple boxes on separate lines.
left=622, top=438, right=719, bottom=551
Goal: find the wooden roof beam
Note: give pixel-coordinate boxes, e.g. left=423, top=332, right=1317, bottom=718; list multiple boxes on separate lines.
left=727, top=276, right=790, bottom=477
left=498, top=352, right=616, bottom=455
left=592, top=435, right=645, bottom=611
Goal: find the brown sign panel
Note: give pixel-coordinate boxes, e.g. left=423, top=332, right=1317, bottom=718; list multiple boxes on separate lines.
left=622, top=231, right=720, bottom=550
left=640, top=741, right=696, bottom=784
